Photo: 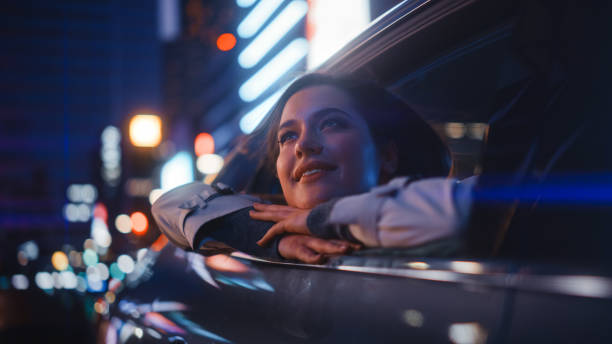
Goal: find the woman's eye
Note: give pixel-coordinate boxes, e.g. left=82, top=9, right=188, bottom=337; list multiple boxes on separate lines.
left=279, top=132, right=297, bottom=144
left=321, top=118, right=343, bottom=130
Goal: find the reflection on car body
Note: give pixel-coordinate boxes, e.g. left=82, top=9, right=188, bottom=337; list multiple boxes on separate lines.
left=104, top=0, right=612, bottom=343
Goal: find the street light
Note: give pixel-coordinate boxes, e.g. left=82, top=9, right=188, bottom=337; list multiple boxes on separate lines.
left=129, top=114, right=162, bottom=147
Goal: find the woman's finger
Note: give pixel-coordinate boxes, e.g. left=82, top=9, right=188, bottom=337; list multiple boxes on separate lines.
left=295, top=245, right=323, bottom=264
left=329, top=239, right=362, bottom=251
left=252, top=203, right=295, bottom=212
left=305, top=237, right=350, bottom=255
left=257, top=222, right=287, bottom=247
left=249, top=210, right=287, bottom=222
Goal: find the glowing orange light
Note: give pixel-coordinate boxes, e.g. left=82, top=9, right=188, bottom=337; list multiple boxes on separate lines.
left=216, top=33, right=236, bottom=51
left=129, top=114, right=162, bottom=147
left=51, top=251, right=69, bottom=271
left=130, top=212, right=148, bottom=235
left=151, top=234, right=169, bottom=252
left=194, top=132, right=215, bottom=156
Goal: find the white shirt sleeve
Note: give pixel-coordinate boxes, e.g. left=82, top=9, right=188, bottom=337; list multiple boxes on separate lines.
left=327, top=176, right=476, bottom=247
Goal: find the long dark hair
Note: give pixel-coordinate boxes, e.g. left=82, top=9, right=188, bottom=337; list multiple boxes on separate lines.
left=251, top=73, right=451, bottom=182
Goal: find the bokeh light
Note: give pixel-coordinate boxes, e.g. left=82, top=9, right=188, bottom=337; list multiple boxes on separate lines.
left=51, top=251, right=69, bottom=271
left=82, top=249, right=99, bottom=267
left=117, top=255, right=135, bottom=274
left=115, top=214, right=132, bottom=234
left=11, top=274, right=29, bottom=290
left=130, top=212, right=148, bottom=235
left=196, top=154, right=224, bottom=174
left=110, top=262, right=125, bottom=280
left=129, top=114, right=162, bottom=147
left=194, top=132, right=215, bottom=156
left=35, top=272, right=54, bottom=290
left=60, top=271, right=78, bottom=289
left=149, top=189, right=164, bottom=205
left=96, top=263, right=110, bottom=280
left=216, top=33, right=236, bottom=51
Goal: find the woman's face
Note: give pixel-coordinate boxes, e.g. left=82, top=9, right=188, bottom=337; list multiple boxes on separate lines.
left=276, top=85, right=380, bottom=209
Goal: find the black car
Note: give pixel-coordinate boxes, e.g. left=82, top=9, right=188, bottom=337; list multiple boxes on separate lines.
left=101, top=1, right=612, bottom=343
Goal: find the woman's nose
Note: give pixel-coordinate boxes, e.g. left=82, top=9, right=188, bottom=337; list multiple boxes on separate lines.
left=295, top=133, right=323, bottom=157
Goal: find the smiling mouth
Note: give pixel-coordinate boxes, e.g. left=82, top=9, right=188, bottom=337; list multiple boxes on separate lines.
left=298, top=169, right=328, bottom=183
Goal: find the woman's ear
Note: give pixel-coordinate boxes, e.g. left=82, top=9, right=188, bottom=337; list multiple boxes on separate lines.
left=379, top=142, right=399, bottom=182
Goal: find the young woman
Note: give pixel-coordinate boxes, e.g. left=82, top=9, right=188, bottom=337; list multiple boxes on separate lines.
left=152, top=74, right=474, bottom=263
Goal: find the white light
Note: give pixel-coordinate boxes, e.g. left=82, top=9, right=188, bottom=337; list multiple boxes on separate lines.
left=35, top=272, right=54, bottom=290
left=449, top=322, right=487, bottom=344
left=20, top=241, right=39, bottom=260
left=81, top=184, right=97, bottom=203
left=134, top=327, right=144, bottom=339
left=129, top=114, right=162, bottom=148
left=239, top=38, right=309, bottom=102
left=306, top=0, right=370, bottom=69
left=149, top=188, right=164, bottom=205
left=52, top=272, right=63, bottom=289
left=161, top=151, right=194, bottom=191
left=117, top=255, right=135, bottom=274
left=158, top=0, right=181, bottom=42
left=196, top=154, right=224, bottom=175
left=91, top=218, right=112, bottom=248
left=236, top=0, right=257, bottom=8
left=87, top=266, right=101, bottom=284
left=445, top=122, right=466, bottom=139
left=76, top=276, right=87, bottom=292
left=239, top=88, right=284, bottom=134
left=101, top=126, right=121, bottom=146
left=11, top=274, right=29, bottom=290
left=60, top=271, right=77, bottom=289
left=96, top=263, right=110, bottom=280
left=238, top=0, right=308, bottom=69
left=67, top=184, right=81, bottom=202
left=114, top=214, right=132, bottom=234
left=63, top=203, right=79, bottom=222
left=137, top=248, right=148, bottom=261
left=237, top=0, right=284, bottom=39
left=77, top=204, right=92, bottom=222
left=450, top=261, right=484, bottom=274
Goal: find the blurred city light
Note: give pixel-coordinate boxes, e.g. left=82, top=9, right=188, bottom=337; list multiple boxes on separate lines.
left=306, top=0, right=370, bottom=69
left=51, top=251, right=69, bottom=271
left=101, top=126, right=122, bottom=186
left=129, top=114, right=162, bottom=147
left=194, top=132, right=215, bottom=156
left=238, top=0, right=308, bottom=69
left=110, top=262, right=126, bottom=280
left=83, top=249, right=99, bottom=267
left=158, top=0, right=180, bottom=42
left=217, top=33, right=237, bottom=51
left=137, top=248, right=149, bottom=262
left=93, top=203, right=108, bottom=222
left=35, top=272, right=54, bottom=290
left=236, top=0, right=257, bottom=7
left=67, top=184, right=98, bottom=203
left=237, top=0, right=284, bottom=39
left=11, top=274, right=29, bottom=290
left=115, top=214, right=133, bottom=234
left=160, top=151, right=194, bottom=191
left=196, top=154, right=224, bottom=175
left=239, top=38, right=309, bottom=102
left=96, top=263, right=110, bottom=280
left=468, top=122, right=488, bottom=140
left=60, top=271, right=78, bottom=289
left=125, top=178, right=153, bottom=197
left=117, top=255, right=135, bottom=274
left=69, top=250, right=83, bottom=268
left=445, top=122, right=466, bottom=139
left=130, top=212, right=149, bottom=235
left=239, top=88, right=284, bottom=133
left=91, top=218, right=112, bottom=248
left=149, top=188, right=164, bottom=205
left=18, top=240, right=39, bottom=261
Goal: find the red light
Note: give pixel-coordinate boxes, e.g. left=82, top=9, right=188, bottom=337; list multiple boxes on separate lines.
left=130, top=212, right=148, bottom=235
left=194, top=132, right=215, bottom=156
left=93, top=203, right=108, bottom=222
left=216, top=33, right=236, bottom=51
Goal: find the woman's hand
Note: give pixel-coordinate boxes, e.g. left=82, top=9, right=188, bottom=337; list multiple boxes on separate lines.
left=277, top=235, right=355, bottom=264
left=249, top=203, right=312, bottom=246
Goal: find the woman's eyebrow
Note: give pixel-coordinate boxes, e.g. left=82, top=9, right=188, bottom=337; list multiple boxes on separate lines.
left=278, top=107, right=351, bottom=132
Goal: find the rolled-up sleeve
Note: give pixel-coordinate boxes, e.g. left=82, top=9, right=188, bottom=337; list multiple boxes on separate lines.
left=151, top=182, right=259, bottom=250
left=317, top=177, right=476, bottom=247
